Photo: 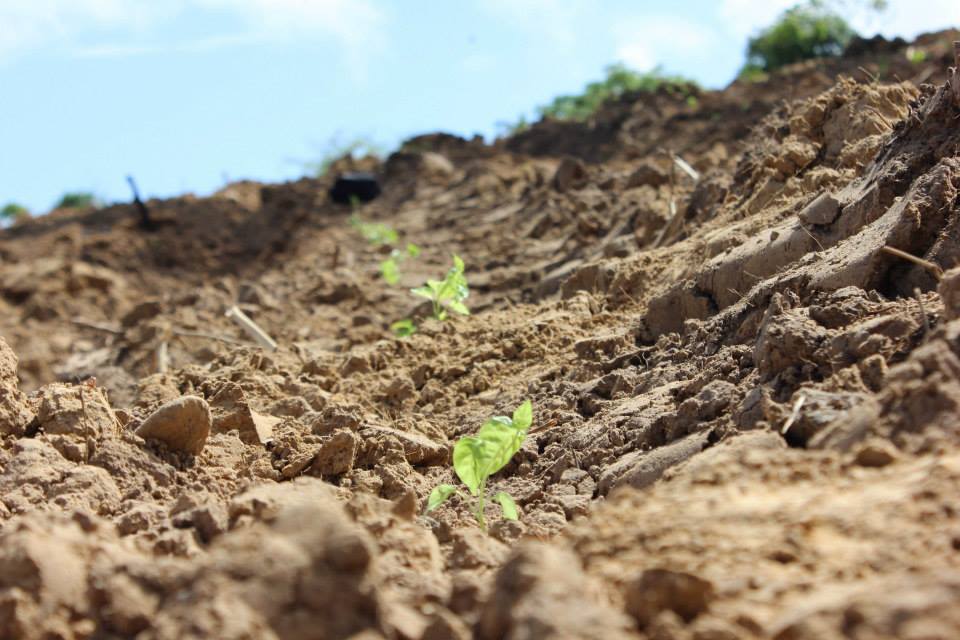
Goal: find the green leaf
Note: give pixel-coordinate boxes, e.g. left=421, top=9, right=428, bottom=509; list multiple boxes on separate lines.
left=494, top=492, right=519, bottom=520
left=447, top=300, right=470, bottom=316
left=391, top=319, right=417, bottom=337
left=411, top=285, right=434, bottom=300
left=380, top=258, right=400, bottom=285
left=474, top=416, right=524, bottom=477
left=452, top=254, right=465, bottom=272
left=427, top=484, right=458, bottom=511
left=512, top=400, right=533, bottom=432
left=453, top=436, right=487, bottom=495
left=406, top=243, right=421, bottom=258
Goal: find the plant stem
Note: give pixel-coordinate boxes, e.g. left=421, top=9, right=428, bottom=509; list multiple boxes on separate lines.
left=475, top=481, right=487, bottom=532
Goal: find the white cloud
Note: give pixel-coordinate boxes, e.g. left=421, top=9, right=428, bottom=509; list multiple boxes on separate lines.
left=846, top=0, right=960, bottom=40
left=0, top=0, right=387, bottom=68
left=719, top=0, right=960, bottom=40
left=478, top=0, right=589, bottom=44
left=613, top=17, right=715, bottom=71
left=718, top=0, right=795, bottom=39
left=200, top=0, right=385, bottom=50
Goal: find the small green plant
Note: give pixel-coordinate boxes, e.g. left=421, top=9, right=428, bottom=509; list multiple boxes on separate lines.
left=740, top=1, right=856, bottom=75
left=391, top=318, right=417, bottom=337
left=536, top=63, right=697, bottom=122
left=380, top=243, right=421, bottom=285
left=307, top=134, right=383, bottom=177
left=905, top=47, right=927, bottom=64
left=412, top=255, right=470, bottom=320
left=55, top=192, right=97, bottom=209
left=0, top=203, right=29, bottom=225
left=349, top=213, right=399, bottom=246
left=428, top=400, right=533, bottom=531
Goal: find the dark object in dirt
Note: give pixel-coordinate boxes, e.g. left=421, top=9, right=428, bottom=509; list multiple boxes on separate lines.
left=329, top=173, right=381, bottom=204
left=127, top=175, right=154, bottom=230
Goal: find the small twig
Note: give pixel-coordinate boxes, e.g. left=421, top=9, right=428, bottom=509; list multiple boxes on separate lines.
left=799, top=225, right=825, bottom=252
left=653, top=199, right=680, bottom=248
left=671, top=154, right=700, bottom=182
left=781, top=395, right=806, bottom=435
left=172, top=329, right=248, bottom=345
left=862, top=105, right=893, bottom=129
left=127, top=175, right=154, bottom=230
left=156, top=341, right=169, bottom=374
left=530, top=418, right=559, bottom=434
left=858, top=65, right=880, bottom=84
left=225, top=305, right=278, bottom=351
left=728, top=288, right=754, bottom=307
left=881, top=245, right=944, bottom=281
left=71, top=319, right=123, bottom=334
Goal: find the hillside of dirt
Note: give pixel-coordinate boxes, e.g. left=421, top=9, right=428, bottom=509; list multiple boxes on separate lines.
left=1, top=31, right=960, bottom=640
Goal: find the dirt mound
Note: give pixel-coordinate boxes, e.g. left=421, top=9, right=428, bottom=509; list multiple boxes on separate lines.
left=1, top=31, right=960, bottom=639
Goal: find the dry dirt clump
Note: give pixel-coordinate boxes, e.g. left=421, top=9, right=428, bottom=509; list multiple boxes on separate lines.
left=1, top=31, right=960, bottom=639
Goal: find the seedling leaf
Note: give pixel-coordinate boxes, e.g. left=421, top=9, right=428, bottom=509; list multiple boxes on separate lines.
left=427, top=484, right=458, bottom=511
left=406, top=243, right=421, bottom=258
left=411, top=255, right=471, bottom=321
left=391, top=319, right=417, bottom=337
left=494, top=492, right=518, bottom=520
left=381, top=257, right=400, bottom=285
left=447, top=300, right=470, bottom=316
left=453, top=436, right=485, bottom=495
left=512, top=400, right=533, bottom=431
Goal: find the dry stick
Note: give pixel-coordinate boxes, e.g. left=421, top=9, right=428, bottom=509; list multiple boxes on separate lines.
left=73, top=318, right=251, bottom=346
left=653, top=198, right=680, bottom=248
left=225, top=305, right=278, bottom=351
left=672, top=154, right=700, bottom=182
left=781, top=395, right=806, bottom=436
left=799, top=225, right=825, bottom=252
left=156, top=341, right=169, bottom=374
left=881, top=245, right=944, bottom=281
left=862, top=105, right=892, bottom=129
left=172, top=329, right=248, bottom=346
left=529, top=418, right=559, bottom=435
left=70, top=319, right=123, bottom=334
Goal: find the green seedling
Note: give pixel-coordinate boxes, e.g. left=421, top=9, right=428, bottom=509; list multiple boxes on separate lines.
left=427, top=400, right=533, bottom=531
left=350, top=213, right=398, bottom=246
left=412, top=254, right=470, bottom=321
left=380, top=243, right=421, bottom=285
left=391, top=318, right=417, bottom=337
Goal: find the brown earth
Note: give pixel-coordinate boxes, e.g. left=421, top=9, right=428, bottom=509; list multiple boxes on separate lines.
left=1, top=31, right=960, bottom=640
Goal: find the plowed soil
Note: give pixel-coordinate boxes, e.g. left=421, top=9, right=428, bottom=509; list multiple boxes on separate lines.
left=2, top=31, right=960, bottom=640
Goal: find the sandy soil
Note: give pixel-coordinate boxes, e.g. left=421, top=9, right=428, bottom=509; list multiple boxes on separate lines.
left=1, top=30, right=959, bottom=640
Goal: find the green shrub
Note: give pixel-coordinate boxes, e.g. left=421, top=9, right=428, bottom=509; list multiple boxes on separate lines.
left=537, top=63, right=697, bottom=122
left=55, top=192, right=97, bottom=209
left=308, top=135, right=383, bottom=177
left=741, top=2, right=856, bottom=75
left=0, top=203, right=29, bottom=223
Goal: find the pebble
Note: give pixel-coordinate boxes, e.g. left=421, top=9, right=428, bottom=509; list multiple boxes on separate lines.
left=135, top=396, right=212, bottom=455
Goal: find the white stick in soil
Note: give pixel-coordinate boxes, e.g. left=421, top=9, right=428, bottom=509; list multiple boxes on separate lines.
left=156, top=341, right=169, bottom=374
left=672, top=154, right=700, bottom=182
left=225, top=306, right=278, bottom=351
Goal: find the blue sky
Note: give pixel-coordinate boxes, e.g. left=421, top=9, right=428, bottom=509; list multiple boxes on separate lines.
left=1, top=0, right=957, bottom=213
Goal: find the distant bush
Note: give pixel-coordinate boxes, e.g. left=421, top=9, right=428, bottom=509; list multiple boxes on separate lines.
left=308, top=135, right=383, bottom=177
left=536, top=63, right=697, bottom=122
left=741, top=2, right=857, bottom=76
left=0, top=203, right=29, bottom=225
left=55, top=192, right=98, bottom=209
